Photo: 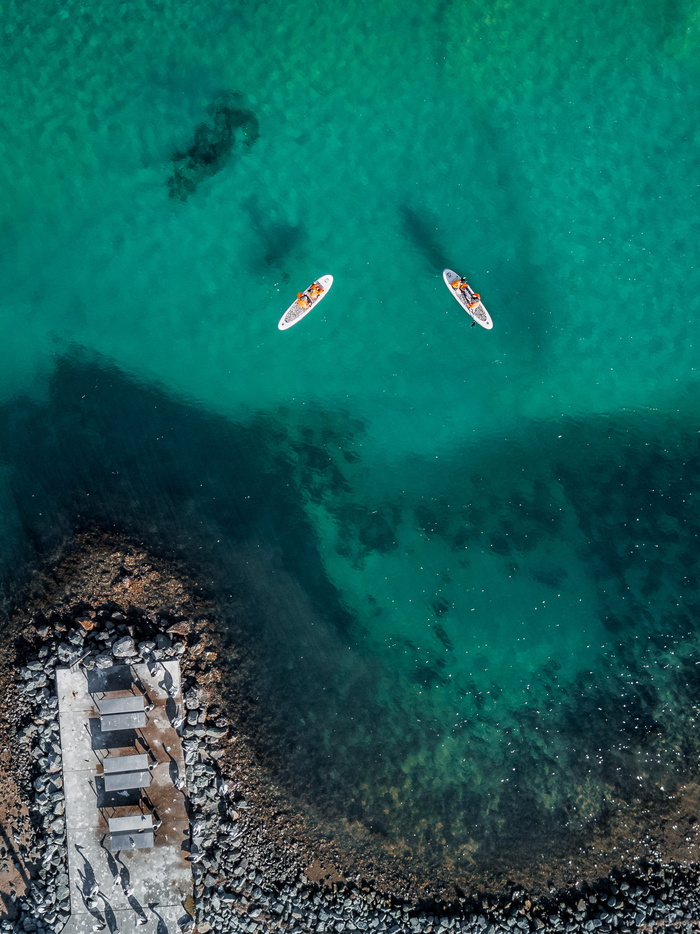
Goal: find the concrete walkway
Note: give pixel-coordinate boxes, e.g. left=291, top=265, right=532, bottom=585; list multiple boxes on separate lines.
left=57, top=661, right=192, bottom=933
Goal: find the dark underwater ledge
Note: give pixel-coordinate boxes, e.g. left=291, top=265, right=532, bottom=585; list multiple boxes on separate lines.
left=3, top=531, right=700, bottom=933
left=6, top=352, right=700, bottom=899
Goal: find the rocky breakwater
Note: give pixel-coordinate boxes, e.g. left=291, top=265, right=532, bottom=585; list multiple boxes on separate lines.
left=4, top=645, right=68, bottom=933
left=3, top=536, right=700, bottom=933
left=0, top=599, right=226, bottom=932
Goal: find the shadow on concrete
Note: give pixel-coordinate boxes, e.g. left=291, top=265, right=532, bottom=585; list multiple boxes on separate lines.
left=88, top=718, right=140, bottom=752
left=74, top=842, right=97, bottom=896
left=99, top=895, right=119, bottom=934
left=158, top=667, right=175, bottom=696
left=99, top=834, right=124, bottom=883
left=96, top=778, right=143, bottom=811
left=163, top=746, right=181, bottom=786
left=74, top=843, right=108, bottom=923
left=165, top=696, right=177, bottom=722
left=87, top=666, right=135, bottom=695
left=128, top=893, right=148, bottom=922
left=157, top=668, right=178, bottom=722
left=148, top=903, right=172, bottom=934
left=0, top=818, right=27, bottom=919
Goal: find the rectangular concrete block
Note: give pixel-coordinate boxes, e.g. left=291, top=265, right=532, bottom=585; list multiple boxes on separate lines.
left=104, top=769, right=151, bottom=792
left=108, top=814, right=154, bottom=832
left=99, top=695, right=146, bottom=716
left=109, top=829, right=155, bottom=851
left=100, top=710, right=147, bottom=732
left=103, top=752, right=150, bottom=774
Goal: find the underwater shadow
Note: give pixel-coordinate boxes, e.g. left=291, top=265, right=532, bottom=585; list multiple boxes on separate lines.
left=472, top=116, right=554, bottom=357
left=0, top=351, right=356, bottom=648
left=242, top=195, right=305, bottom=272
left=398, top=204, right=451, bottom=272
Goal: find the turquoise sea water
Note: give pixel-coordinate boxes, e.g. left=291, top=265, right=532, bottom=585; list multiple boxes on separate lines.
left=2, top=0, right=700, bottom=884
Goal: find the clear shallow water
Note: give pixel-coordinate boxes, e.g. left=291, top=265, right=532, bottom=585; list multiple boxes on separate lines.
left=2, top=0, right=700, bottom=883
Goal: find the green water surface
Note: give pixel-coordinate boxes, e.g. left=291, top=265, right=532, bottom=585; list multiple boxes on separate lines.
left=2, top=0, right=700, bottom=882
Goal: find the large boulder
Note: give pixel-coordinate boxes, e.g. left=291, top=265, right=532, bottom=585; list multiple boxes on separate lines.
left=112, top=636, right=137, bottom=658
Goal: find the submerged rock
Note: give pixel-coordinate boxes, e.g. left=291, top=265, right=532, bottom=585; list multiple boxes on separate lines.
left=167, top=91, right=259, bottom=202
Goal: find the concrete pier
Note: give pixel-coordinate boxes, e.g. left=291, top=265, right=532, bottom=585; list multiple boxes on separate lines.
left=56, top=661, right=192, bottom=933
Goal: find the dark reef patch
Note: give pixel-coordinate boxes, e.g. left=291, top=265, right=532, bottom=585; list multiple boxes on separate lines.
left=432, top=621, right=454, bottom=650
left=0, top=351, right=354, bottom=644
left=167, top=91, right=259, bottom=201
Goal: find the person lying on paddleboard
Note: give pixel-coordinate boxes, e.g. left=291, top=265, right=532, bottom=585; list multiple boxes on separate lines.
left=308, top=281, right=324, bottom=299
left=451, top=278, right=480, bottom=302
left=451, top=277, right=481, bottom=322
left=297, top=292, right=313, bottom=308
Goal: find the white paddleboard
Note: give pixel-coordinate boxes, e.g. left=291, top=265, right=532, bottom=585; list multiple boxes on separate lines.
left=442, top=269, right=493, bottom=330
left=278, top=274, right=334, bottom=330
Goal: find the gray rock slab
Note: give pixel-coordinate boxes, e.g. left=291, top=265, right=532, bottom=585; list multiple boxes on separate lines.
left=99, top=694, right=146, bottom=715
left=103, top=768, right=151, bottom=791
left=103, top=752, right=150, bottom=774
left=109, top=829, right=155, bottom=850
left=100, top=710, right=148, bottom=732
left=109, top=813, right=154, bottom=832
